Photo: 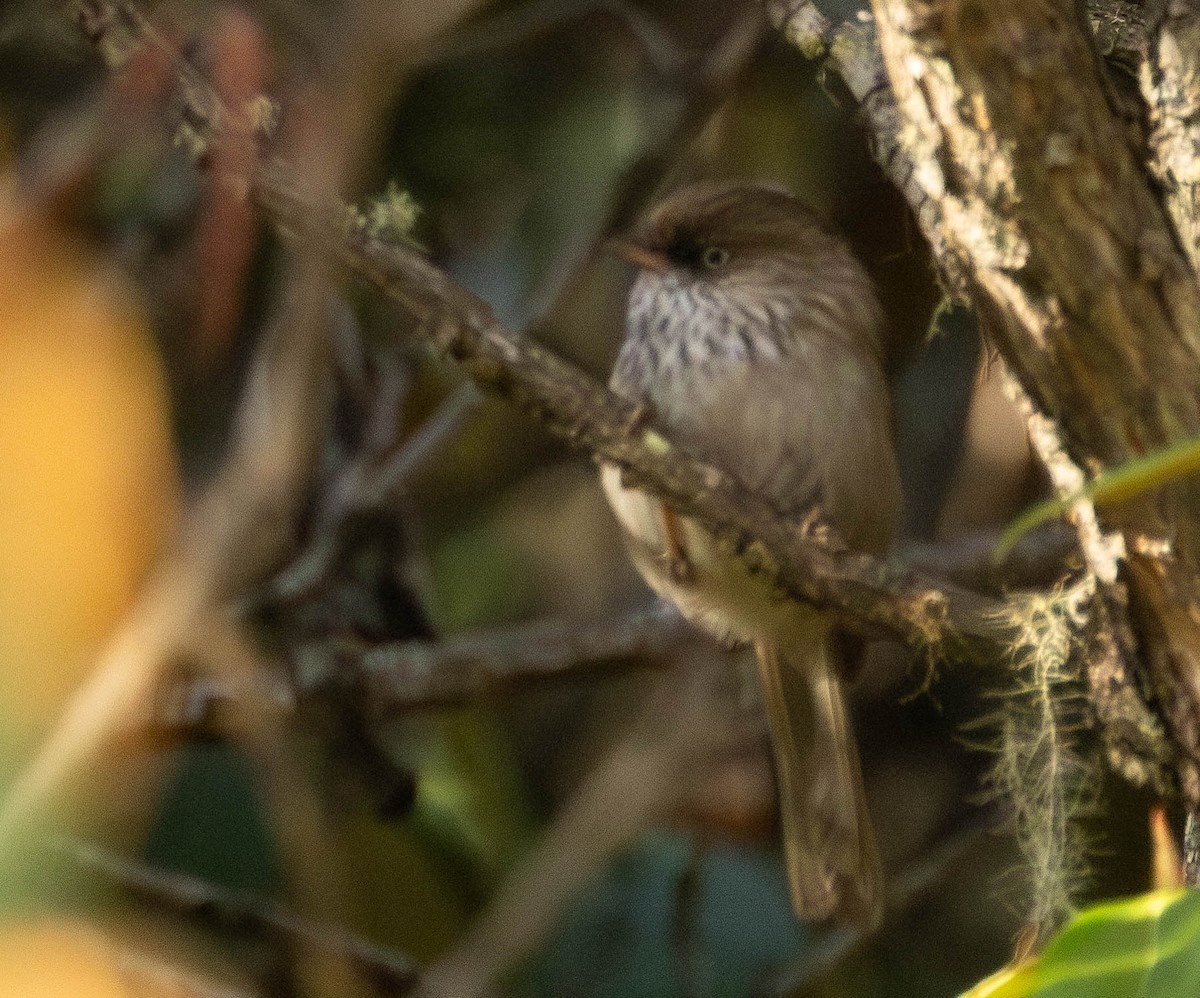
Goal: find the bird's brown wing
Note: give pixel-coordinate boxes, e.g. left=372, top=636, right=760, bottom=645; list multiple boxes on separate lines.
left=676, top=350, right=900, bottom=554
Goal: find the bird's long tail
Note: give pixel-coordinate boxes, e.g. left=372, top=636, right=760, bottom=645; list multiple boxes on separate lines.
left=754, top=635, right=882, bottom=929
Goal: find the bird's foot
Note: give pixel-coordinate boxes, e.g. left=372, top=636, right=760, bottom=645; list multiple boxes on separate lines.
left=660, top=503, right=694, bottom=584
left=622, top=396, right=656, bottom=435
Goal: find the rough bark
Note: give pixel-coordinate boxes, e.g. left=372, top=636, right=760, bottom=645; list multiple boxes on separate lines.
left=870, top=0, right=1200, bottom=799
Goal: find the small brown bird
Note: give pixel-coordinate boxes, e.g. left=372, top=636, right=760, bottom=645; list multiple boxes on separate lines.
left=601, top=181, right=901, bottom=928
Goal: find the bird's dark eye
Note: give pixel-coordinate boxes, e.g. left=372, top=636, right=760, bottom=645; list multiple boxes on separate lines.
left=701, top=245, right=730, bottom=269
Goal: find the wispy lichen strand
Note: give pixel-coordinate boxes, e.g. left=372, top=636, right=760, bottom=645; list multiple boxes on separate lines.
left=983, top=580, right=1102, bottom=938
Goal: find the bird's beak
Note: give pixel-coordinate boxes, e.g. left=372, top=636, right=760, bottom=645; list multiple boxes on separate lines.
left=607, top=238, right=670, bottom=274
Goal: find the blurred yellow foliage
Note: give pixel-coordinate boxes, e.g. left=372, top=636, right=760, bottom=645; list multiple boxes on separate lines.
left=0, top=193, right=180, bottom=747
left=0, top=920, right=132, bottom=997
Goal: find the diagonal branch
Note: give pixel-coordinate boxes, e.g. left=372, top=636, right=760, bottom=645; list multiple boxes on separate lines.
left=74, top=0, right=1036, bottom=672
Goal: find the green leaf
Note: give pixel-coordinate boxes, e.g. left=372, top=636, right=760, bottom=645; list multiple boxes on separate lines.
left=961, top=889, right=1200, bottom=998
left=994, top=437, right=1200, bottom=561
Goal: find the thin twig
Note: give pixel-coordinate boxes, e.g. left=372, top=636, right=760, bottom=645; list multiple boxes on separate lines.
left=60, top=837, right=421, bottom=993
left=265, top=375, right=480, bottom=606
left=900, top=522, right=1079, bottom=594
left=352, top=601, right=691, bottom=714
left=141, top=604, right=687, bottom=731
left=365, top=380, right=483, bottom=505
